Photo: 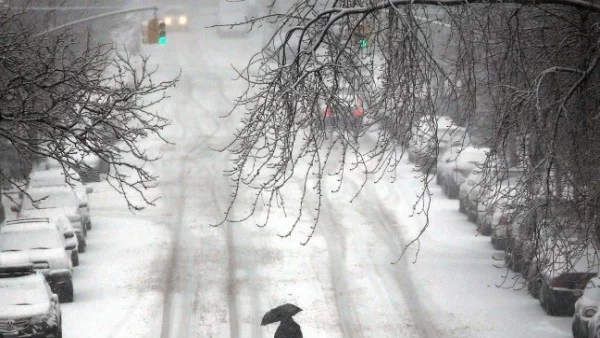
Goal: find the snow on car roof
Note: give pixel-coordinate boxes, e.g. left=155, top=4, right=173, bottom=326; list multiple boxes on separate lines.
left=1, top=220, right=54, bottom=233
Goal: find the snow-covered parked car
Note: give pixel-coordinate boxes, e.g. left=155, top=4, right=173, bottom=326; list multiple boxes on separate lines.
left=471, top=167, right=523, bottom=229
left=27, top=168, right=93, bottom=231
left=0, top=264, right=62, bottom=337
left=437, top=145, right=488, bottom=199
left=34, top=154, right=102, bottom=183
left=459, top=168, right=482, bottom=214
left=0, top=220, right=75, bottom=302
left=407, top=115, right=454, bottom=169
left=572, top=277, right=600, bottom=338
left=537, top=243, right=598, bottom=316
left=10, top=214, right=80, bottom=267
left=14, top=186, right=88, bottom=253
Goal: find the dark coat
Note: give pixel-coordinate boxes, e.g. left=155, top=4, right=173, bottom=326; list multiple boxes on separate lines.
left=274, top=317, right=303, bottom=338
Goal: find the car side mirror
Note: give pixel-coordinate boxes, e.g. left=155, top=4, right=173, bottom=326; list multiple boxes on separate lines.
left=10, top=205, right=20, bottom=213
left=51, top=294, right=59, bottom=303
left=64, top=232, right=75, bottom=239
left=85, top=187, right=93, bottom=194
left=65, top=243, right=76, bottom=250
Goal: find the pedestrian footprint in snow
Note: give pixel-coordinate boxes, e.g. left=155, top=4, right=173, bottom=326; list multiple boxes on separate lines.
left=261, top=303, right=303, bottom=338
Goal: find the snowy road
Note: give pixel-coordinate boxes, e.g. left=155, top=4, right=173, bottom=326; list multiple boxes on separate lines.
left=58, top=1, right=576, bottom=337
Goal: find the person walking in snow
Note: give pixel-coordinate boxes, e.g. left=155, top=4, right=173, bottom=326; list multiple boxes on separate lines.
left=274, top=316, right=303, bottom=338
left=261, top=303, right=304, bottom=338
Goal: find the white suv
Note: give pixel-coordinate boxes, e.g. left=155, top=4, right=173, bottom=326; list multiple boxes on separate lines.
left=13, top=185, right=87, bottom=253
left=0, top=220, right=74, bottom=302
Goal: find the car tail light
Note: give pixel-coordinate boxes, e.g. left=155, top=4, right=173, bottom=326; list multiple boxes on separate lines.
left=353, top=107, right=364, bottom=117
left=585, top=308, right=597, bottom=317
left=324, top=107, right=332, bottom=117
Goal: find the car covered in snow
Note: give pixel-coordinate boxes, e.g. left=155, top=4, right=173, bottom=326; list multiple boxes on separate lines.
left=534, top=234, right=598, bottom=316
left=458, top=168, right=482, bottom=214
left=8, top=215, right=79, bottom=267
left=407, top=115, right=453, bottom=166
left=14, top=186, right=88, bottom=254
left=572, top=277, right=600, bottom=338
left=436, top=145, right=488, bottom=199
left=0, top=220, right=74, bottom=302
left=0, top=264, right=62, bottom=338
left=26, top=169, right=93, bottom=231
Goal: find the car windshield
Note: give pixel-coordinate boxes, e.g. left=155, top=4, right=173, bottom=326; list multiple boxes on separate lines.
left=0, top=278, right=47, bottom=305
left=0, top=230, right=62, bottom=251
left=22, top=190, right=77, bottom=210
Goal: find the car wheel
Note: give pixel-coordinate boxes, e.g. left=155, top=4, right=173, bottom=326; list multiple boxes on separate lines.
left=459, top=199, right=466, bottom=214
left=60, top=280, right=74, bottom=303
left=572, top=319, right=581, bottom=338
left=78, top=239, right=86, bottom=253
left=71, top=251, right=79, bottom=267
left=55, top=324, right=63, bottom=338
left=504, top=252, right=513, bottom=269
left=86, top=221, right=92, bottom=231
left=436, top=174, right=442, bottom=185
left=447, top=184, right=458, bottom=199
left=468, top=210, right=476, bottom=222
left=539, top=283, right=560, bottom=315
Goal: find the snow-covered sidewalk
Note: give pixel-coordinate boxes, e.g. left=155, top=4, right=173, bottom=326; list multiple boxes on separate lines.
left=61, top=181, right=171, bottom=338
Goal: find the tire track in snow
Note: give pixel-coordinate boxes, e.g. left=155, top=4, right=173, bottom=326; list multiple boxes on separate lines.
left=300, top=168, right=364, bottom=338
left=321, top=194, right=367, bottom=338
left=343, top=160, right=445, bottom=338
left=160, top=69, right=223, bottom=338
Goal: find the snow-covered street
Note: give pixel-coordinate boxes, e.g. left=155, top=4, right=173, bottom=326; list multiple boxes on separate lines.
left=57, top=1, right=576, bottom=337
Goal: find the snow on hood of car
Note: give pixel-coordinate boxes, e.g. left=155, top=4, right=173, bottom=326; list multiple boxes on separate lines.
left=0, top=249, right=68, bottom=269
left=0, top=303, right=50, bottom=319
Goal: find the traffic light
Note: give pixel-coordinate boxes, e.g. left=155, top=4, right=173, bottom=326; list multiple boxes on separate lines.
left=359, top=37, right=368, bottom=49
left=147, top=18, right=159, bottom=44
left=158, top=21, right=167, bottom=45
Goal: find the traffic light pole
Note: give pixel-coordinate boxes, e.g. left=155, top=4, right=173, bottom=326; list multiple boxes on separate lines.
left=34, top=6, right=158, bottom=38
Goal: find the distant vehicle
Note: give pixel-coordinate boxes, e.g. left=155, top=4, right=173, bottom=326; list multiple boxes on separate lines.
left=15, top=186, right=88, bottom=253
left=217, top=0, right=259, bottom=37
left=316, top=86, right=365, bottom=140
left=27, top=169, right=93, bottom=230
left=0, top=264, right=62, bottom=338
left=572, top=277, right=600, bottom=338
left=0, top=220, right=74, bottom=302
left=162, top=6, right=189, bottom=32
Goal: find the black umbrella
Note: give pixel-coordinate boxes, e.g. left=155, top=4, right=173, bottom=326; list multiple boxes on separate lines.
left=261, top=303, right=303, bottom=326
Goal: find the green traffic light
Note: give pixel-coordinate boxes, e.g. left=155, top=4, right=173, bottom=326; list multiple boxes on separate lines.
left=158, top=36, right=167, bottom=45
left=359, top=38, right=368, bottom=49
